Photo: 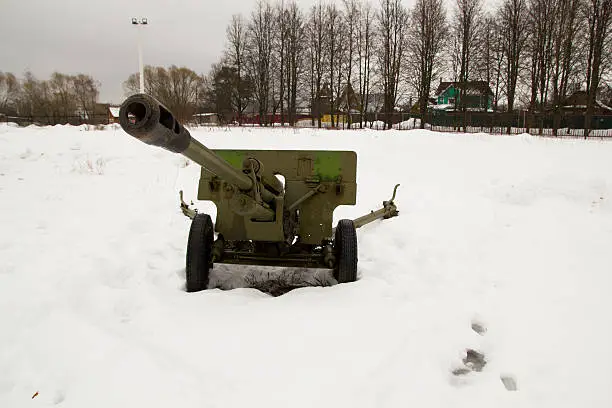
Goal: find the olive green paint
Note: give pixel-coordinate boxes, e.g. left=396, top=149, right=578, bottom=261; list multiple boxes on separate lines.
left=213, top=150, right=345, bottom=181
left=314, top=152, right=343, bottom=181
left=215, top=151, right=244, bottom=170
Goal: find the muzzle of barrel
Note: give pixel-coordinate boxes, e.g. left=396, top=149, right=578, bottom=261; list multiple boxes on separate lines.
left=119, top=93, right=191, bottom=153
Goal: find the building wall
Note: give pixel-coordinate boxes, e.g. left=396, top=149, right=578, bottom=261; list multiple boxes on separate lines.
left=438, top=86, right=459, bottom=105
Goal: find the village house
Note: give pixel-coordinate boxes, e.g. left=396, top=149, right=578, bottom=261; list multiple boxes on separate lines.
left=433, top=80, right=494, bottom=112
left=559, top=90, right=612, bottom=115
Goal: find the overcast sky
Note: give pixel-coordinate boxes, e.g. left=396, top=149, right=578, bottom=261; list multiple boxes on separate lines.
left=1, top=0, right=499, bottom=104
left=0, top=0, right=335, bottom=103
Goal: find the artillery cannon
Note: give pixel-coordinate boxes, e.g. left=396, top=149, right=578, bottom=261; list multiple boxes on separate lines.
left=119, top=93, right=400, bottom=292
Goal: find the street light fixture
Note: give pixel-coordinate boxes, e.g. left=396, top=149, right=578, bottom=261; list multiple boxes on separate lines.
left=131, top=17, right=148, bottom=93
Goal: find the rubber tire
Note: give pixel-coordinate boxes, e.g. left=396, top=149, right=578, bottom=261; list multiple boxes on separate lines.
left=186, top=213, right=214, bottom=292
left=333, top=219, right=358, bottom=283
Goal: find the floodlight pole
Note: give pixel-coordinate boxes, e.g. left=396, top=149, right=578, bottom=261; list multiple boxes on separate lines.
left=131, top=17, right=148, bottom=93
left=138, top=28, right=144, bottom=93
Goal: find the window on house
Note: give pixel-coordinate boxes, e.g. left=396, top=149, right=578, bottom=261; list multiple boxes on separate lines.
left=449, top=97, right=455, bottom=104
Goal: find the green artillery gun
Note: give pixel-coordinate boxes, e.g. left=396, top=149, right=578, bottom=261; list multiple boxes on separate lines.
left=119, top=94, right=400, bottom=292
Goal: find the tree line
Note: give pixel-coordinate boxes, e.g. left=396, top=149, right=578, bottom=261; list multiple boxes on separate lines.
left=0, top=71, right=100, bottom=122
left=2, top=0, right=610, bottom=134
left=201, top=0, right=611, bottom=134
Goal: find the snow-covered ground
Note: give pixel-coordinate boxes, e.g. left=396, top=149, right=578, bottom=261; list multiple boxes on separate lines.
left=1, top=123, right=611, bottom=407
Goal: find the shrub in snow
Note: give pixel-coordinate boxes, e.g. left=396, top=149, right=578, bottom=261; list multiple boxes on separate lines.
left=19, top=148, right=32, bottom=159
left=73, top=156, right=106, bottom=175
left=243, top=269, right=333, bottom=297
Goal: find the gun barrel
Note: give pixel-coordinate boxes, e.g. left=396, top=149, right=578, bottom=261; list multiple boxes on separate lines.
left=119, top=93, right=252, bottom=191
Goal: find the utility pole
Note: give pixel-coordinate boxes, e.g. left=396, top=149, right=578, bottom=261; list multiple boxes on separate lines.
left=131, top=17, right=148, bottom=93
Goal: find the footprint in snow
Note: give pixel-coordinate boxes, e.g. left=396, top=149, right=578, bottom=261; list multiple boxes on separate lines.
left=451, top=319, right=489, bottom=380
left=450, top=319, right=518, bottom=391
left=53, top=390, right=66, bottom=405
left=451, top=348, right=487, bottom=377
left=471, top=319, right=487, bottom=336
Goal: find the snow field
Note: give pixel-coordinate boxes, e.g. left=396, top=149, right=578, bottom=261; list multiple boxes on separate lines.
left=1, top=123, right=611, bottom=407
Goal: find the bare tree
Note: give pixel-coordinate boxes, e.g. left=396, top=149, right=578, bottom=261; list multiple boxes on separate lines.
left=451, top=0, right=483, bottom=130
left=498, top=0, right=530, bottom=128
left=408, top=0, right=447, bottom=128
left=525, top=0, right=556, bottom=133
left=0, top=72, right=20, bottom=114
left=333, top=10, right=348, bottom=128
left=275, top=2, right=288, bottom=125
left=124, top=65, right=204, bottom=122
left=18, top=72, right=53, bottom=120
left=357, top=1, right=374, bottom=127
left=343, top=0, right=359, bottom=126
left=72, top=74, right=100, bottom=122
left=283, top=2, right=304, bottom=126
left=326, top=3, right=343, bottom=127
left=583, top=0, right=612, bottom=137
left=49, top=72, right=77, bottom=121
left=376, top=0, right=408, bottom=129
left=225, top=14, right=250, bottom=124
left=247, top=0, right=275, bottom=126
left=475, top=15, right=505, bottom=112
left=550, top=0, right=582, bottom=134
left=307, top=2, right=326, bottom=127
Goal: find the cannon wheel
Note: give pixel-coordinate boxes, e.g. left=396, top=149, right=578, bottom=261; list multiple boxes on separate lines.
left=333, top=219, right=358, bottom=283
left=186, top=213, right=214, bottom=292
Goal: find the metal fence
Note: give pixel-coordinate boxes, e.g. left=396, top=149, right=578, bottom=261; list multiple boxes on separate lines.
left=425, top=110, right=612, bottom=138
left=426, top=125, right=612, bottom=138
left=211, top=111, right=612, bottom=138
left=1, top=114, right=114, bottom=127
left=3, top=110, right=612, bottom=139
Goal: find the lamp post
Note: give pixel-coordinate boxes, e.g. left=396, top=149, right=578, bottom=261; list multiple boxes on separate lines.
left=131, top=17, right=148, bottom=93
